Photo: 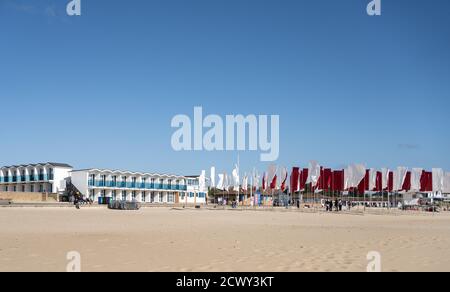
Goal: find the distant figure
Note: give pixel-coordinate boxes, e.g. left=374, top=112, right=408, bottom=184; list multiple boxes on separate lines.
left=339, top=200, right=343, bottom=211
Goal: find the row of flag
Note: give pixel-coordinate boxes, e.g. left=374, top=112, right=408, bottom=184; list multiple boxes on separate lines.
left=202, top=161, right=450, bottom=194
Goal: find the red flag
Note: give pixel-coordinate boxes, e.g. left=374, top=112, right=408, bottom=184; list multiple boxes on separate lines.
left=332, top=170, right=344, bottom=192
left=376, top=171, right=382, bottom=192
left=270, top=175, right=277, bottom=190
left=280, top=169, right=288, bottom=191
left=357, top=170, right=369, bottom=194
left=388, top=171, right=394, bottom=192
left=402, top=172, right=411, bottom=191
left=323, top=168, right=332, bottom=190
left=262, top=172, right=266, bottom=190
left=300, top=168, right=308, bottom=190
left=420, top=171, right=433, bottom=192
left=291, top=167, right=300, bottom=192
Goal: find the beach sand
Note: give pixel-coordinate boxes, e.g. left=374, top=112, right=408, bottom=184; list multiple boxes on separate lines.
left=0, top=207, right=450, bottom=272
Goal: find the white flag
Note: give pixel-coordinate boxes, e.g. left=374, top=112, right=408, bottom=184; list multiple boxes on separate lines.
left=352, top=164, right=366, bottom=188
left=217, top=173, right=224, bottom=190
left=267, top=164, right=277, bottom=184
left=232, top=164, right=240, bottom=192
left=393, top=167, right=408, bottom=191
left=280, top=167, right=288, bottom=191
left=369, top=168, right=377, bottom=191
left=306, top=161, right=321, bottom=187
left=226, top=173, right=232, bottom=191
left=381, top=168, right=389, bottom=190
left=345, top=164, right=366, bottom=189
left=432, top=168, right=444, bottom=193
left=210, top=167, right=216, bottom=188
left=199, top=170, right=206, bottom=192
left=242, top=173, right=248, bottom=191
left=443, top=173, right=450, bottom=194
left=410, top=168, right=423, bottom=192
left=253, top=169, right=260, bottom=190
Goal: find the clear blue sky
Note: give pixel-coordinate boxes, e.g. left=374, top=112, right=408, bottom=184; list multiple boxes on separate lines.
left=1, top=0, right=449, bottom=175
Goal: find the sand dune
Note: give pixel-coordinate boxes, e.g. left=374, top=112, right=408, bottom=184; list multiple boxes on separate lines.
left=0, top=207, right=449, bottom=272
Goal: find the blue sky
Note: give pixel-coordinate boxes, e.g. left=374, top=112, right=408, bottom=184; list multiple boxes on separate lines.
left=1, top=0, right=449, bottom=175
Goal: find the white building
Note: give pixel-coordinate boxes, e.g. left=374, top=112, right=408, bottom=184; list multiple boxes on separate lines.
left=185, top=175, right=207, bottom=205
left=0, top=162, right=73, bottom=194
left=70, top=169, right=206, bottom=205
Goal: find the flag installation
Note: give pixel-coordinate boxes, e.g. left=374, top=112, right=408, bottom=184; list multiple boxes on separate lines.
left=282, top=164, right=448, bottom=195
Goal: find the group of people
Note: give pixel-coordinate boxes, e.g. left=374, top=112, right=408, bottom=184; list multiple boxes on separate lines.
left=324, top=199, right=343, bottom=212
left=73, top=192, right=93, bottom=209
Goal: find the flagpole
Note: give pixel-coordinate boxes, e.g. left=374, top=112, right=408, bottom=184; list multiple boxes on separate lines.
left=250, top=170, right=253, bottom=209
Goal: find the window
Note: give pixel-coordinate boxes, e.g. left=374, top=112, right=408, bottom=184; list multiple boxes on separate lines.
left=21, top=170, right=26, bottom=182
left=101, top=175, right=106, bottom=186
left=122, top=190, right=127, bottom=201
left=48, top=168, right=54, bottom=180
left=22, top=185, right=25, bottom=192
left=150, top=192, right=154, bottom=203
left=39, top=169, right=44, bottom=181
left=132, top=191, right=136, bottom=200
left=30, top=185, right=34, bottom=192
left=168, top=193, right=174, bottom=203
left=89, top=174, right=95, bottom=186
left=39, top=185, right=43, bottom=193
left=112, top=190, right=116, bottom=201
left=159, top=193, right=163, bottom=203
left=89, top=189, right=94, bottom=201
left=13, top=186, right=17, bottom=192
left=142, top=191, right=146, bottom=202
left=101, top=190, right=106, bottom=197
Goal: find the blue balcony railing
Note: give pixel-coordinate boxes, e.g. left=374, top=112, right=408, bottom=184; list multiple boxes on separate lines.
left=86, top=180, right=187, bottom=191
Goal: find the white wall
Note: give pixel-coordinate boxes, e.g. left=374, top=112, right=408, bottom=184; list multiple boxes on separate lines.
left=70, top=171, right=89, bottom=196
left=53, top=167, right=72, bottom=193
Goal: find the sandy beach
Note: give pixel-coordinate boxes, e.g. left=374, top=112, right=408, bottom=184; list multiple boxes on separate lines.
left=1, top=207, right=450, bottom=272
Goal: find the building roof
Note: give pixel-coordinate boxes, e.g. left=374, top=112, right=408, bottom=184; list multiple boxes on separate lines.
left=0, top=162, right=73, bottom=169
